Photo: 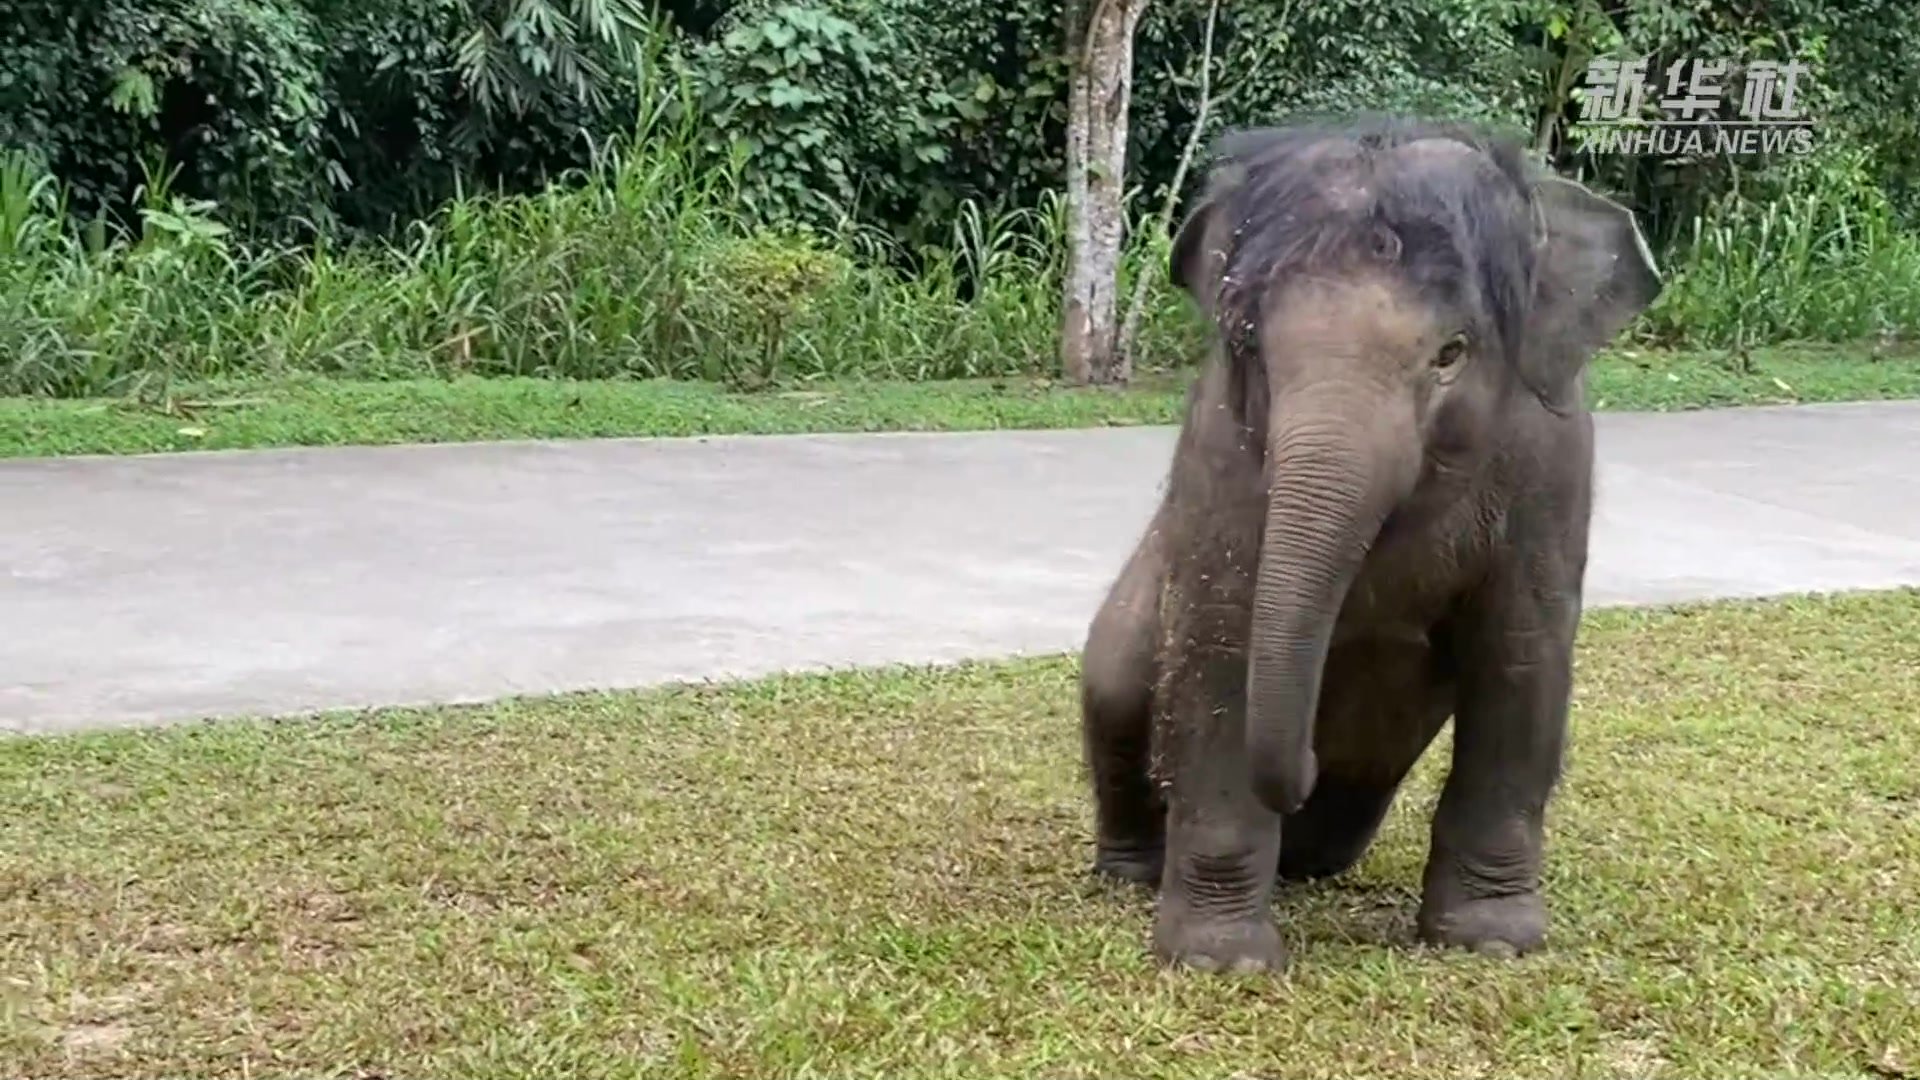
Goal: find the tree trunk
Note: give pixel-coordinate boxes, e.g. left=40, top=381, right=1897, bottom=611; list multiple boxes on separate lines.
left=1119, top=0, right=1220, bottom=371
left=1062, top=0, right=1093, bottom=383
left=1062, top=0, right=1146, bottom=386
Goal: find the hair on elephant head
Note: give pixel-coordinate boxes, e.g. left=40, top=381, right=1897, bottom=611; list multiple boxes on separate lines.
left=1163, top=115, right=1662, bottom=817
left=1173, top=116, right=1660, bottom=433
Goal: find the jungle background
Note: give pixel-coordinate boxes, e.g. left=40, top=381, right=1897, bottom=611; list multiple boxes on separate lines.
left=3, top=0, right=1918, bottom=398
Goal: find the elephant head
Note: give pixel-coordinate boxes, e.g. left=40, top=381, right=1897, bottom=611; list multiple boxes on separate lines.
left=1167, top=116, right=1663, bottom=816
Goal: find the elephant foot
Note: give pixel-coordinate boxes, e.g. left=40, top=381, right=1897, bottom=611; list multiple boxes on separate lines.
left=1152, top=913, right=1289, bottom=973
left=1093, top=845, right=1164, bottom=889
left=1415, top=890, right=1546, bottom=958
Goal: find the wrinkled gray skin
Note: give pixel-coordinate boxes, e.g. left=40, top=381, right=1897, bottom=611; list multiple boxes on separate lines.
left=1079, top=116, right=1663, bottom=973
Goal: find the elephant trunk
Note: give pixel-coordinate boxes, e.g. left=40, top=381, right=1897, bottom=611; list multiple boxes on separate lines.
left=1245, top=386, right=1420, bottom=815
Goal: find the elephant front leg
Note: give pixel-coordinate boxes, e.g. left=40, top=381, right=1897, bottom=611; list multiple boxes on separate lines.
left=1416, top=576, right=1580, bottom=957
left=1151, top=641, right=1287, bottom=973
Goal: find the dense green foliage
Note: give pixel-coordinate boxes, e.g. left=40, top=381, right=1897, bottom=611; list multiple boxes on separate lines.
left=0, top=0, right=665, bottom=235
left=0, top=101, right=1199, bottom=396
left=8, top=114, right=1919, bottom=398
left=9, top=0, right=1919, bottom=246
left=4, top=0, right=1920, bottom=397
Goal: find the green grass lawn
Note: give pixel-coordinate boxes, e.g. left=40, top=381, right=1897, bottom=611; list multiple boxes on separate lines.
left=4, top=343, right=1918, bottom=458
left=4, top=589, right=1917, bottom=1079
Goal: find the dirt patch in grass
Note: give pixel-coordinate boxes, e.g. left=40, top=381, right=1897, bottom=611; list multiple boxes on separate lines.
left=3, top=590, right=1918, bottom=1078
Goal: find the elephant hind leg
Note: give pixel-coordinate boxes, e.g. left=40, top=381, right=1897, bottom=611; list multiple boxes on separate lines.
left=1277, top=641, right=1451, bottom=883
left=1081, top=519, right=1168, bottom=888
left=1276, top=769, right=1419, bottom=881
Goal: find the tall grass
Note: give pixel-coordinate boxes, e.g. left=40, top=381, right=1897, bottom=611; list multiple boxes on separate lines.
left=7, top=85, right=1920, bottom=399
left=0, top=70, right=1200, bottom=398
left=1642, top=145, right=1920, bottom=350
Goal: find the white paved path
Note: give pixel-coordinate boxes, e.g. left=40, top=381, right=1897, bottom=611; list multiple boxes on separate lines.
left=5, top=400, right=1919, bottom=734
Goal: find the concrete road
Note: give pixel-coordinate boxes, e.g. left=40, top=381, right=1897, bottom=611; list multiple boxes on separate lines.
left=6, top=400, right=1920, bottom=735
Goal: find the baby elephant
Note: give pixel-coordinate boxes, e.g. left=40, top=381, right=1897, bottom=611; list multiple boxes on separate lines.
left=1079, top=115, right=1662, bottom=972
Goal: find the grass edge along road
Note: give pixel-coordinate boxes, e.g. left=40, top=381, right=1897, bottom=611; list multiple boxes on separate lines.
left=5, top=343, right=1920, bottom=458
left=3, top=588, right=1917, bottom=1079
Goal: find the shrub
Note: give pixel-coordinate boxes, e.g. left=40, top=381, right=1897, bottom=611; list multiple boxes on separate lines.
left=1642, top=139, right=1920, bottom=350
left=0, top=120, right=1200, bottom=398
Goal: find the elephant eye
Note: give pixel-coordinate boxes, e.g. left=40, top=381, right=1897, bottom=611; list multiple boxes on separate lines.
left=1433, top=334, right=1469, bottom=370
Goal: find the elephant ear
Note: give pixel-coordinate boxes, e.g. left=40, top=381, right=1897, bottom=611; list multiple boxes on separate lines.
left=1168, top=178, right=1237, bottom=317
left=1169, top=177, right=1270, bottom=433
left=1520, top=175, right=1663, bottom=411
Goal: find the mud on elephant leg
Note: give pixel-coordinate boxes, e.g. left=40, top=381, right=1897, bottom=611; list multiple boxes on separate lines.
left=1080, top=521, right=1168, bottom=888
left=1416, top=573, right=1579, bottom=957
left=1150, top=646, right=1287, bottom=973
